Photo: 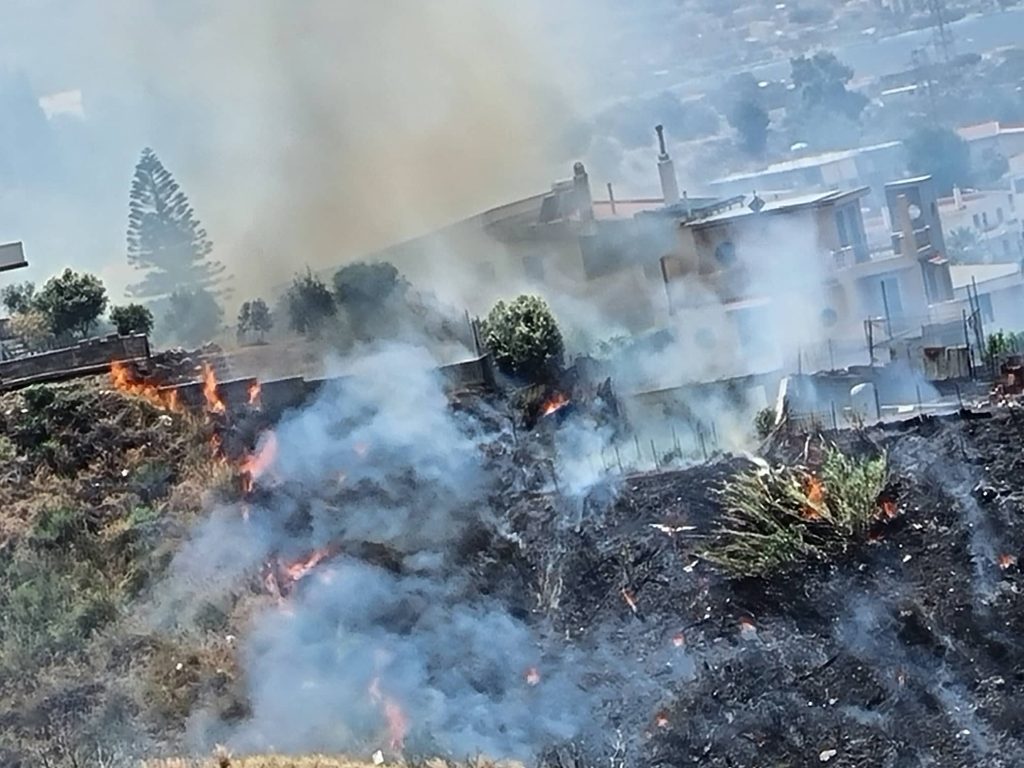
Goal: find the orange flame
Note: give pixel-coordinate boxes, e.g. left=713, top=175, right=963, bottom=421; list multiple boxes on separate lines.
left=998, top=554, right=1017, bottom=570
left=672, top=633, right=685, bottom=648
left=368, top=677, right=408, bottom=750
left=621, top=587, right=639, bottom=615
left=654, top=711, right=670, bottom=729
left=803, top=475, right=825, bottom=520
left=109, top=360, right=181, bottom=411
left=241, top=432, right=278, bottom=494
left=281, top=547, right=336, bottom=583
left=525, top=667, right=541, bottom=686
left=541, top=392, right=571, bottom=418
left=202, top=363, right=227, bottom=414
left=880, top=500, right=898, bottom=520
left=248, top=379, right=262, bottom=408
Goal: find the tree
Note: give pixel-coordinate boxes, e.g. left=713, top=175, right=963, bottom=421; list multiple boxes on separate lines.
left=0, top=281, right=35, bottom=315
left=790, top=52, right=867, bottom=122
left=126, top=147, right=228, bottom=299
left=904, top=126, right=973, bottom=196
left=8, top=310, right=52, bottom=352
left=728, top=99, right=770, bottom=155
left=333, top=261, right=408, bottom=337
left=483, top=295, right=564, bottom=381
left=34, top=269, right=108, bottom=338
left=237, top=298, right=273, bottom=343
left=162, top=288, right=224, bottom=348
left=947, top=227, right=981, bottom=262
left=109, top=304, right=154, bottom=336
left=286, top=271, right=336, bottom=338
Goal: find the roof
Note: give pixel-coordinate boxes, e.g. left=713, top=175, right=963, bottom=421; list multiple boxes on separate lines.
left=592, top=198, right=665, bottom=220
left=957, top=121, right=1024, bottom=143
left=689, top=188, right=870, bottom=227
left=950, top=263, right=1021, bottom=290
left=709, top=141, right=903, bottom=186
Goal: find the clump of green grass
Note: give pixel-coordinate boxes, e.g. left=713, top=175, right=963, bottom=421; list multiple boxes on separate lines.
left=706, top=448, right=888, bottom=577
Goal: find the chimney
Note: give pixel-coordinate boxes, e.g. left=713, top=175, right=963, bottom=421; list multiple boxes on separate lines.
left=655, top=124, right=680, bottom=206
left=573, top=162, right=594, bottom=222
left=953, top=185, right=964, bottom=210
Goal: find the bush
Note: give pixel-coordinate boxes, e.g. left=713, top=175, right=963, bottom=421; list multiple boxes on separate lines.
left=707, top=448, right=888, bottom=577
left=237, top=298, right=273, bottom=343
left=110, top=303, right=155, bottom=336
left=483, top=295, right=564, bottom=381
left=286, top=271, right=336, bottom=338
left=754, top=407, right=777, bottom=439
left=9, top=309, right=54, bottom=351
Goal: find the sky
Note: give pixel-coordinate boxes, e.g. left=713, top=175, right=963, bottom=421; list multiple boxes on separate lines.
left=0, top=0, right=622, bottom=304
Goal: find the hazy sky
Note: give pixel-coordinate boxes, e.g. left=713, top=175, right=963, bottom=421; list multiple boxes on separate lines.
left=0, top=1, right=615, bottom=302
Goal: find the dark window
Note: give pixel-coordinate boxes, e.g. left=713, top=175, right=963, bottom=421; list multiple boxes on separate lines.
left=836, top=208, right=850, bottom=247
left=998, top=208, right=1005, bottom=224
left=977, top=293, right=994, bottom=323
left=973, top=213, right=982, bottom=228
left=714, top=241, right=737, bottom=268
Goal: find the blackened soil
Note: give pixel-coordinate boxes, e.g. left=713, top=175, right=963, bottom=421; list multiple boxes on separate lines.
left=498, top=410, right=1024, bottom=768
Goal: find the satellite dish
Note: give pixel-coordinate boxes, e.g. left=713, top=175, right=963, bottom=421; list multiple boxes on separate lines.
left=748, top=194, right=766, bottom=213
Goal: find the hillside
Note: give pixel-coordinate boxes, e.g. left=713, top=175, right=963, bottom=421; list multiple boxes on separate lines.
left=2, top=360, right=1024, bottom=767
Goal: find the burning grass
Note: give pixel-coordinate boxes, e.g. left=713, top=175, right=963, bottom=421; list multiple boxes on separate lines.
left=706, top=448, right=889, bottom=577
left=143, top=757, right=522, bottom=768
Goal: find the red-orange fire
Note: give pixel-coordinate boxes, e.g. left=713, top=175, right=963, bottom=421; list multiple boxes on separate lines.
left=282, top=546, right=336, bottom=583
left=202, top=363, right=227, bottom=414
left=803, top=475, right=825, bottom=520
left=672, top=633, right=685, bottom=648
left=109, top=360, right=181, bottom=411
left=240, top=432, right=278, bottom=494
left=621, top=587, right=639, bottom=615
left=248, top=379, right=262, bottom=408
left=540, top=392, right=571, bottom=418
left=880, top=499, right=898, bottom=520
left=368, top=677, right=408, bottom=750
left=998, top=553, right=1017, bottom=570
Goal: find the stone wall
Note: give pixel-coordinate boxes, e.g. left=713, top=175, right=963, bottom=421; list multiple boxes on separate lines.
left=0, top=334, right=150, bottom=387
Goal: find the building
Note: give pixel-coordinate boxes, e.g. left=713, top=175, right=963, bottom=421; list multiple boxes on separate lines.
left=938, top=186, right=1024, bottom=263
left=707, top=141, right=905, bottom=206
left=956, top=121, right=1024, bottom=169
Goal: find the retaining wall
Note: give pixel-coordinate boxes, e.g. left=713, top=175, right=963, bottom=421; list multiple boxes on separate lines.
left=0, top=334, right=150, bottom=387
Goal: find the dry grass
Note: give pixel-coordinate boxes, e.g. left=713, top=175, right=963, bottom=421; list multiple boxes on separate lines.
left=706, top=448, right=889, bottom=577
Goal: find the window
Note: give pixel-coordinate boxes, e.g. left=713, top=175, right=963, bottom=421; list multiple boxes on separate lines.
left=714, top=240, right=737, bottom=268
left=973, top=213, right=982, bottom=228
left=879, top=275, right=904, bottom=318
left=983, top=212, right=990, bottom=229
left=998, top=207, right=1005, bottom=224
left=977, top=293, right=994, bottom=323
left=836, top=207, right=850, bottom=246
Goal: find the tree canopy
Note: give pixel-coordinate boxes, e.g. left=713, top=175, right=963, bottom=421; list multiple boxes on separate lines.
left=110, top=304, right=155, bottom=336
left=333, top=261, right=409, bottom=338
left=34, top=269, right=108, bottom=338
left=162, top=288, right=224, bottom=348
left=126, top=148, right=228, bottom=299
left=0, top=281, right=35, bottom=316
left=790, top=52, right=867, bottom=122
left=286, top=271, right=337, bottom=338
left=728, top=99, right=770, bottom=155
left=237, top=298, right=273, bottom=343
left=483, top=295, right=564, bottom=381
left=904, top=126, right=973, bottom=196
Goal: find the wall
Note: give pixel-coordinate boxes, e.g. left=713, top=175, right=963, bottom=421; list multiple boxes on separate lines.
left=0, top=334, right=150, bottom=386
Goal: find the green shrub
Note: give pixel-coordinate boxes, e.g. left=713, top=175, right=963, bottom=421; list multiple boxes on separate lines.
left=707, top=448, right=888, bottom=577
left=32, top=506, right=85, bottom=548
left=754, top=407, right=776, bottom=439
left=483, top=295, right=564, bottom=381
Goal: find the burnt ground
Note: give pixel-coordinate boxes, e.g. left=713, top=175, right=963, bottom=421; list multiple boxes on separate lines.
left=477, top=410, right=1024, bottom=768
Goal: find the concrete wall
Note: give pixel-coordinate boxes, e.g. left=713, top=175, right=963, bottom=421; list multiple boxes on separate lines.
left=0, top=334, right=149, bottom=385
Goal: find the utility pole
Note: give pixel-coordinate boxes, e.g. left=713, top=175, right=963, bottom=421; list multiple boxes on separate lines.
left=926, top=0, right=954, bottom=65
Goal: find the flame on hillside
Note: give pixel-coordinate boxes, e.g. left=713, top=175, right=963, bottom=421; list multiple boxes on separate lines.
left=541, top=392, right=570, bottom=418
left=241, top=432, right=278, bottom=494
left=109, top=360, right=181, bottom=411
left=803, top=475, right=825, bottom=520
left=248, top=380, right=262, bottom=408
left=202, top=363, right=227, bottom=414
left=369, top=676, right=409, bottom=750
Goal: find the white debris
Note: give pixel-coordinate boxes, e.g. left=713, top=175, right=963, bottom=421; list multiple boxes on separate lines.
left=819, top=748, right=838, bottom=762
left=175, top=662, right=183, bottom=671
left=902, top=554, right=912, bottom=563
left=372, top=750, right=385, bottom=765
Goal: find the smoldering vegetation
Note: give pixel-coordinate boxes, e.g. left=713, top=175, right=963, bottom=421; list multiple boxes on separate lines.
left=136, top=334, right=1024, bottom=767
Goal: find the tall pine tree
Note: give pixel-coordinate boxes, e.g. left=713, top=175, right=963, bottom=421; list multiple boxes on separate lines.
left=126, top=148, right=228, bottom=298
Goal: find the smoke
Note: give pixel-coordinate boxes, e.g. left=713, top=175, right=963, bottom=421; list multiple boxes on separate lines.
left=158, top=343, right=644, bottom=760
